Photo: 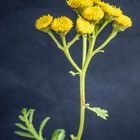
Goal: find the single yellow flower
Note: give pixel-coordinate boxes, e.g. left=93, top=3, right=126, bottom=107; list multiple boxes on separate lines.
left=82, top=6, right=104, bottom=21
left=67, top=0, right=93, bottom=9
left=114, top=15, right=132, bottom=31
left=35, top=15, right=53, bottom=31
left=51, top=16, right=73, bottom=34
left=76, top=17, right=94, bottom=34
left=100, top=2, right=122, bottom=19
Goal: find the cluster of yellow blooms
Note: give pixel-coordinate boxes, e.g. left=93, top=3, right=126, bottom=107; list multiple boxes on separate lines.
left=35, top=0, right=132, bottom=35
left=35, top=15, right=73, bottom=34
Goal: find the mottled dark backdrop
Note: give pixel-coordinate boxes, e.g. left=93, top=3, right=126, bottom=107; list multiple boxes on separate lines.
left=0, top=0, right=140, bottom=140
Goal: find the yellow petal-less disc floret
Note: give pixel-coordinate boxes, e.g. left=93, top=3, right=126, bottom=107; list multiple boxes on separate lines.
left=67, top=0, right=94, bottom=9
left=82, top=6, right=104, bottom=21
left=35, top=15, right=53, bottom=31
left=100, top=2, right=122, bottom=19
left=76, top=17, right=94, bottom=34
left=51, top=16, right=73, bottom=34
left=113, top=15, right=132, bottom=31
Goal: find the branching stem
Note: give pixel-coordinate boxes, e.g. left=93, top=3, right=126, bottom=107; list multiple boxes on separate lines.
left=47, top=29, right=118, bottom=140
left=93, top=30, right=117, bottom=56
left=47, top=31, right=64, bottom=51
left=61, top=35, right=82, bottom=73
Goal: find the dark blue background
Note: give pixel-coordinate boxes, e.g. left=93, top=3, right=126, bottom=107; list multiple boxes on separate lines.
left=0, top=0, right=140, bottom=140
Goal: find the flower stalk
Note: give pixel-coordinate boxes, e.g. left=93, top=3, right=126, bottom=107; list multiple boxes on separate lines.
left=77, top=73, right=86, bottom=140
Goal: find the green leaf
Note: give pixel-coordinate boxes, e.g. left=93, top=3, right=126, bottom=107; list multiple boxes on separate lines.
left=29, top=109, right=35, bottom=123
left=87, top=107, right=109, bottom=120
left=69, top=71, right=79, bottom=77
left=18, top=115, right=25, bottom=122
left=15, top=123, right=27, bottom=130
left=39, top=117, right=50, bottom=137
left=51, top=129, right=65, bottom=140
left=21, top=108, right=28, bottom=116
left=15, top=131, right=34, bottom=138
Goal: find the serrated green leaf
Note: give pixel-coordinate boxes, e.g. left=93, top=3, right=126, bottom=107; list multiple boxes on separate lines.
left=51, top=129, right=65, bottom=140
left=15, top=131, right=34, bottom=138
left=15, top=123, right=27, bottom=130
left=39, top=117, right=50, bottom=137
left=87, top=107, right=109, bottom=120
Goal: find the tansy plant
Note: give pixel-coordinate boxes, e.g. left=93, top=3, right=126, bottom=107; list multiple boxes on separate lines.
left=15, top=0, right=132, bottom=140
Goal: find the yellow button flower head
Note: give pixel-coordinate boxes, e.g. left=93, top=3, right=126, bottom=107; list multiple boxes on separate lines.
left=51, top=16, right=73, bottom=34
left=82, top=6, right=104, bottom=22
left=101, top=2, right=122, bottom=19
left=76, top=17, right=94, bottom=34
left=35, top=15, right=53, bottom=31
left=114, top=15, right=132, bottom=31
left=67, top=0, right=93, bottom=9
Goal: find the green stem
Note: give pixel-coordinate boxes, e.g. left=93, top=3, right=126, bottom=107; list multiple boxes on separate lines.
left=76, top=33, right=96, bottom=140
left=61, top=35, right=82, bottom=73
left=68, top=34, right=81, bottom=48
left=93, top=30, right=118, bottom=55
left=48, top=29, right=117, bottom=140
left=96, top=21, right=109, bottom=36
left=76, top=30, right=117, bottom=140
left=83, top=36, right=96, bottom=73
left=47, top=31, right=64, bottom=51
left=76, top=73, right=86, bottom=140
left=82, top=35, right=87, bottom=67
left=64, top=49, right=82, bottom=73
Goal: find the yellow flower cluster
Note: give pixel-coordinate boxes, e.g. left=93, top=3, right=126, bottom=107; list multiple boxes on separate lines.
left=35, top=0, right=132, bottom=35
left=82, top=6, right=104, bottom=21
left=35, top=15, right=73, bottom=34
left=35, top=15, right=53, bottom=31
left=76, top=17, right=94, bottom=34
left=51, top=16, right=73, bottom=34
left=67, top=0, right=93, bottom=9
